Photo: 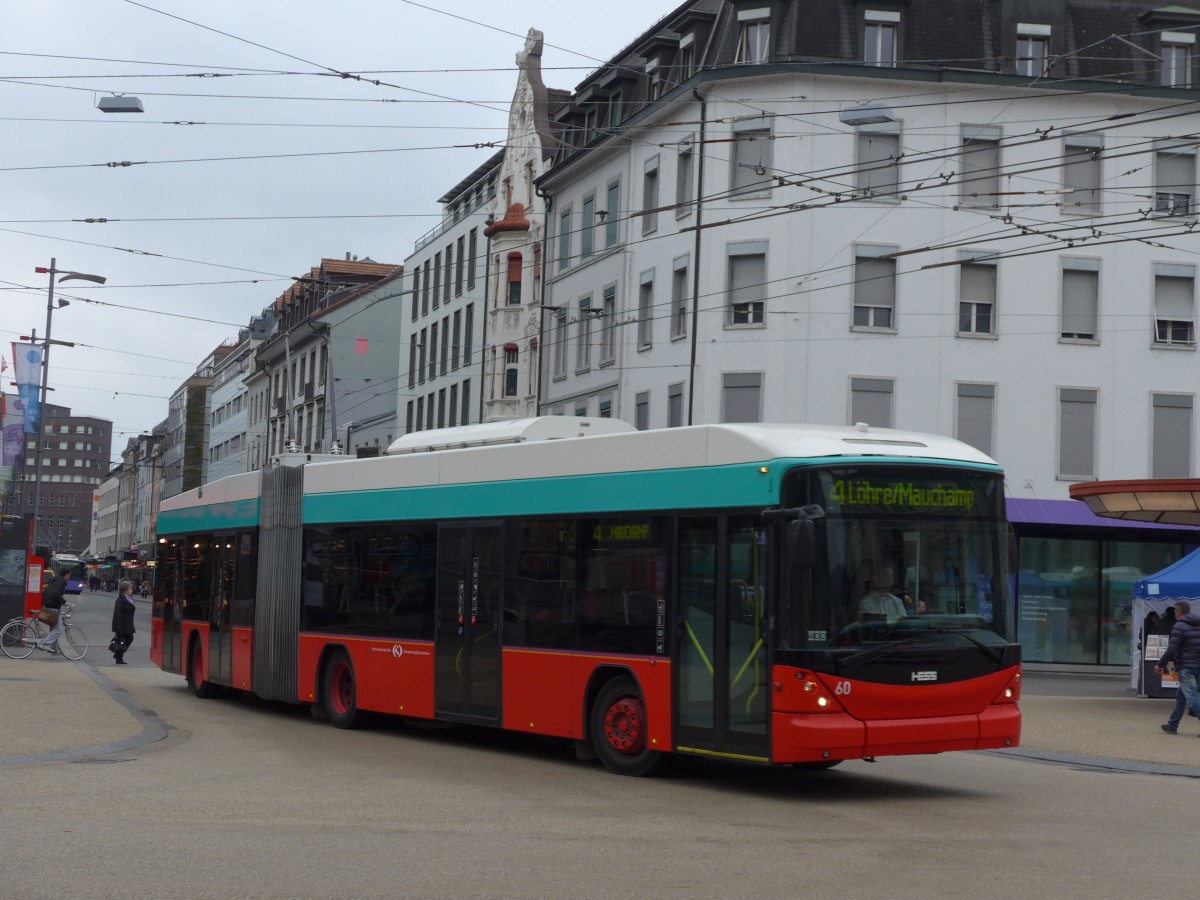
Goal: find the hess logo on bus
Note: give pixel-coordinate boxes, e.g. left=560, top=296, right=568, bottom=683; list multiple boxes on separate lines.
left=911, top=670, right=938, bottom=682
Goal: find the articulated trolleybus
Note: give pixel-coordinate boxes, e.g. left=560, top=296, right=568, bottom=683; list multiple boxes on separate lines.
left=153, top=417, right=1020, bottom=775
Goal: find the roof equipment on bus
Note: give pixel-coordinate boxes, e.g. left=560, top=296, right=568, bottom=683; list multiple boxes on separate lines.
left=385, top=416, right=636, bottom=455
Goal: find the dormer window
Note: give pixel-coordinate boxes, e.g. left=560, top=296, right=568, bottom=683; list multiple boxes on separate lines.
left=678, top=34, right=696, bottom=80
left=863, top=10, right=899, bottom=67
left=646, top=58, right=663, bottom=102
left=1016, top=24, right=1050, bottom=77
left=736, top=8, right=771, bottom=64
left=1162, top=31, right=1195, bottom=87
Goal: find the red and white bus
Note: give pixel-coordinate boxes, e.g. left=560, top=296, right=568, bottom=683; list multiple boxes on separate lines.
left=152, top=417, right=1020, bottom=775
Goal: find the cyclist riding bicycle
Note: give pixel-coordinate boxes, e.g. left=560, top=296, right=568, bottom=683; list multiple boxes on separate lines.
left=39, top=569, right=67, bottom=654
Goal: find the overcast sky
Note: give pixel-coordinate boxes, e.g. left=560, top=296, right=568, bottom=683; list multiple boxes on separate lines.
left=3, top=0, right=664, bottom=461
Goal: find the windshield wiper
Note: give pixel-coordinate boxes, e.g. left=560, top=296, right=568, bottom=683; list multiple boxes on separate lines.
left=928, top=625, right=1004, bottom=663
left=837, top=636, right=923, bottom=670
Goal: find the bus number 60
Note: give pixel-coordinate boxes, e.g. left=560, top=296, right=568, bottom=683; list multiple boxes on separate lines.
left=834, top=681, right=852, bottom=696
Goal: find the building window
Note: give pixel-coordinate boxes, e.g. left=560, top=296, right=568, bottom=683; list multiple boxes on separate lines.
left=581, top=194, right=595, bottom=258
left=959, top=259, right=997, bottom=335
left=418, top=329, right=427, bottom=384
left=467, top=228, right=478, bottom=289
left=863, top=10, right=899, bottom=66
left=576, top=296, right=592, bottom=371
left=419, top=260, right=430, bottom=317
left=1056, top=134, right=1102, bottom=215
left=443, top=246, right=452, bottom=306
left=960, top=125, right=1000, bottom=207
left=601, top=285, right=617, bottom=364
left=671, top=257, right=689, bottom=340
left=735, top=10, right=770, bottom=64
left=504, top=349, right=519, bottom=397
left=410, top=268, right=420, bottom=321
left=553, top=310, right=568, bottom=378
left=455, top=236, right=465, bottom=295
left=635, top=391, right=650, bottom=431
left=1153, top=394, right=1194, bottom=477
left=461, top=379, right=471, bottom=426
left=1016, top=24, right=1050, bottom=77
left=441, top=316, right=450, bottom=375
left=429, top=322, right=438, bottom=380
left=463, top=304, right=474, bottom=365
left=452, top=311, right=461, bottom=370
left=1061, top=259, right=1099, bottom=341
left=1162, top=33, right=1195, bottom=87
left=678, top=35, right=695, bottom=80
left=727, top=242, right=767, bottom=326
left=856, top=125, right=900, bottom=198
left=507, top=253, right=523, bottom=305
left=723, top=373, right=763, bottom=423
left=605, top=179, right=620, bottom=247
left=637, top=271, right=654, bottom=349
left=668, top=382, right=684, bottom=427
left=956, top=383, right=995, bottom=456
left=432, top=253, right=441, bottom=310
left=731, top=118, right=772, bottom=197
left=558, top=207, right=572, bottom=270
left=850, top=377, right=893, bottom=427
left=852, top=247, right=897, bottom=330
left=642, top=157, right=660, bottom=235
left=676, top=140, right=694, bottom=214
left=408, top=334, right=418, bottom=389
left=1155, top=144, right=1195, bottom=216
left=449, top=384, right=458, bottom=427
left=599, top=399, right=612, bottom=419
left=1058, top=388, right=1097, bottom=479
left=646, top=59, right=662, bottom=102
left=1153, top=264, right=1196, bottom=345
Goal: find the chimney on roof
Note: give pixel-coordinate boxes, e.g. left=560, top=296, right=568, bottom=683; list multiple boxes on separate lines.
left=346, top=252, right=350, bottom=260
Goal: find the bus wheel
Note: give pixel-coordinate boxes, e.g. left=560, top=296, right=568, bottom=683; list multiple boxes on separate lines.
left=188, top=642, right=218, bottom=699
left=590, top=677, right=664, bottom=777
left=324, top=651, right=364, bottom=729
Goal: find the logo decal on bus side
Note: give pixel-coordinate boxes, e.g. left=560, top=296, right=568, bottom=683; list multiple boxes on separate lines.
left=392, top=644, right=404, bottom=659
left=911, top=671, right=938, bottom=682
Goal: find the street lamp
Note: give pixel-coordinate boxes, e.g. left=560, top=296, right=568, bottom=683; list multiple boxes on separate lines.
left=29, top=259, right=106, bottom=547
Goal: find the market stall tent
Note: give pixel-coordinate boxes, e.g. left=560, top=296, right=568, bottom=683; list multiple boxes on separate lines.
left=1130, top=548, right=1200, bottom=693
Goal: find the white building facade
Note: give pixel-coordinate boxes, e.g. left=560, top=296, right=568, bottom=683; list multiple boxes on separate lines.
left=398, top=153, right=499, bottom=435
left=537, top=0, right=1200, bottom=669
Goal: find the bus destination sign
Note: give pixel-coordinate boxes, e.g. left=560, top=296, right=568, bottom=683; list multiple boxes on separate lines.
left=830, top=479, right=977, bottom=513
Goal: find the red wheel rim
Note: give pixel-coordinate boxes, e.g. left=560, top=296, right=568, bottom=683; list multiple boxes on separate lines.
left=331, top=662, right=353, bottom=716
left=603, top=696, right=646, bottom=755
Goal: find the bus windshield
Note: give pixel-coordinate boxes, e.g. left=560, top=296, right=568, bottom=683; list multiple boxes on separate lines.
left=780, top=465, right=1012, bottom=651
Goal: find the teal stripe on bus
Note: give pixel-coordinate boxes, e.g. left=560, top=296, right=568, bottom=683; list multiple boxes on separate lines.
left=158, top=498, right=260, bottom=535
left=301, top=455, right=1000, bottom=525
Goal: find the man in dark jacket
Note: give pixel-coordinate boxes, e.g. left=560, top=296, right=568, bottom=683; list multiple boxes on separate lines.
left=1155, top=599, right=1200, bottom=734
left=39, top=569, right=67, bottom=654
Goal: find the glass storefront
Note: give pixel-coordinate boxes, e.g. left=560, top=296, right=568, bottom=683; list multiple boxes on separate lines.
left=1016, top=532, right=1186, bottom=666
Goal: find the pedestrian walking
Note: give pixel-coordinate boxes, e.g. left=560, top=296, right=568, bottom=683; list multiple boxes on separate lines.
left=111, top=580, right=137, bottom=665
left=38, top=569, right=67, bottom=655
left=1154, top=599, right=1200, bottom=735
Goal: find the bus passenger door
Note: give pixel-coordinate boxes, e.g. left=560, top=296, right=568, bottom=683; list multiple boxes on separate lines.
left=434, top=523, right=502, bottom=723
left=675, top=516, right=771, bottom=762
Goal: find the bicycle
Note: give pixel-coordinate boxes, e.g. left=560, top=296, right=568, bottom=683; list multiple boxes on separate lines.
left=0, top=602, right=89, bottom=660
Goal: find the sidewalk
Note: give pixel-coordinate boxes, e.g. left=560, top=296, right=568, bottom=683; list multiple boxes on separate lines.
left=2, top=657, right=1198, bottom=773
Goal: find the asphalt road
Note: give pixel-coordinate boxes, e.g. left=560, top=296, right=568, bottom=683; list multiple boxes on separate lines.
left=2, top=593, right=1194, bottom=898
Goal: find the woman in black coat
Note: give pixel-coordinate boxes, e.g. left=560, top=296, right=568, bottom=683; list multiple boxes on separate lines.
left=111, top=580, right=137, bottom=665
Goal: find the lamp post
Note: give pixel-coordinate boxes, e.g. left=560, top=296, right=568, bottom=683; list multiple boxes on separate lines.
left=30, top=259, right=106, bottom=546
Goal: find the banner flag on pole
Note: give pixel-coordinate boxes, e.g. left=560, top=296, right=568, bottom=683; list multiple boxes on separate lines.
left=11, top=343, right=43, bottom=435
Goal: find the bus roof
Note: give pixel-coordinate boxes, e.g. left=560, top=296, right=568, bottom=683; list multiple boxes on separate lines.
left=304, top=420, right=1000, bottom=498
